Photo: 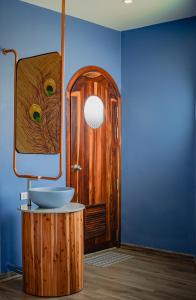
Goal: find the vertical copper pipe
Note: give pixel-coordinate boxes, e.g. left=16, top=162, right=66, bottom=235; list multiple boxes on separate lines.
left=59, top=0, right=65, bottom=179
left=2, top=49, right=20, bottom=177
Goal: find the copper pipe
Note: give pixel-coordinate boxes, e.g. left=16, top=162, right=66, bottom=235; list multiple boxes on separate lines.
left=2, top=48, right=18, bottom=59
left=58, top=0, right=65, bottom=180
left=2, top=49, right=21, bottom=178
left=3, top=0, right=66, bottom=181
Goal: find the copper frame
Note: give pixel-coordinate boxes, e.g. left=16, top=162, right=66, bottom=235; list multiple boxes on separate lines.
left=2, top=0, right=65, bottom=180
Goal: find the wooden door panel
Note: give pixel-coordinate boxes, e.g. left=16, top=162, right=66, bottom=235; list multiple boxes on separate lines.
left=68, top=70, right=121, bottom=253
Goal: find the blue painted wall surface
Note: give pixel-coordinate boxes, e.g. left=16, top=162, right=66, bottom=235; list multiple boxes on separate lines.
left=0, top=0, right=121, bottom=272
left=122, top=17, right=196, bottom=254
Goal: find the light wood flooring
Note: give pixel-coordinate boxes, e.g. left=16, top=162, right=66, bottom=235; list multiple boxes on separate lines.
left=0, top=248, right=196, bottom=300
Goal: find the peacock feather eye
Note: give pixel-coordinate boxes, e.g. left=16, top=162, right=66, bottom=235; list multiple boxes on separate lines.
left=29, top=104, right=42, bottom=124
left=44, top=78, right=56, bottom=96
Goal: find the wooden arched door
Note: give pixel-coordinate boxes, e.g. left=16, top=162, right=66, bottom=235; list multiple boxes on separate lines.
left=66, top=66, right=121, bottom=253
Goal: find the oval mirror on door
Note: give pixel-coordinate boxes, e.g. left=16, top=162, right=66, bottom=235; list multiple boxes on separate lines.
left=84, top=95, right=104, bottom=129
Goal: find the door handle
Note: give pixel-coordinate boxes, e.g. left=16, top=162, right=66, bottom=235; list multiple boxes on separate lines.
left=71, top=164, right=82, bottom=171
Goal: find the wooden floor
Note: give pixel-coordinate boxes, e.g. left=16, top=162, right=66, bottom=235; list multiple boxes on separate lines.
left=0, top=248, right=196, bottom=300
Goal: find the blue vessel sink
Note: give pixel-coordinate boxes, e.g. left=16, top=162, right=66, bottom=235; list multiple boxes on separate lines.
left=29, top=187, right=75, bottom=208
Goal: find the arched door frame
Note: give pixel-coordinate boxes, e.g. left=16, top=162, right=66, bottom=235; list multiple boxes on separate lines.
left=66, top=65, right=122, bottom=244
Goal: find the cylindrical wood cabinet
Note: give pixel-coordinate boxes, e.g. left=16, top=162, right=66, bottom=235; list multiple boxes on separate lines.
left=22, top=204, right=85, bottom=297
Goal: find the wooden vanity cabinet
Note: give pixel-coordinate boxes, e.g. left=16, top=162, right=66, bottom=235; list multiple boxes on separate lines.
left=22, top=204, right=84, bottom=297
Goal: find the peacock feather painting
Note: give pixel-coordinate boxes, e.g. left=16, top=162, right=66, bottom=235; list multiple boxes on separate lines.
left=16, top=52, right=61, bottom=154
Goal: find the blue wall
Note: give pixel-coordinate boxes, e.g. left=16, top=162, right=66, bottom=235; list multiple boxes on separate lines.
left=0, top=0, right=121, bottom=272
left=122, top=17, right=196, bottom=255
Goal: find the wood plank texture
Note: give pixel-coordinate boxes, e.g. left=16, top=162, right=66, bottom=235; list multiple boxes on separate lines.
left=66, top=66, right=121, bottom=253
left=1, top=248, right=196, bottom=299
left=16, top=52, right=61, bottom=154
left=22, top=211, right=84, bottom=297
